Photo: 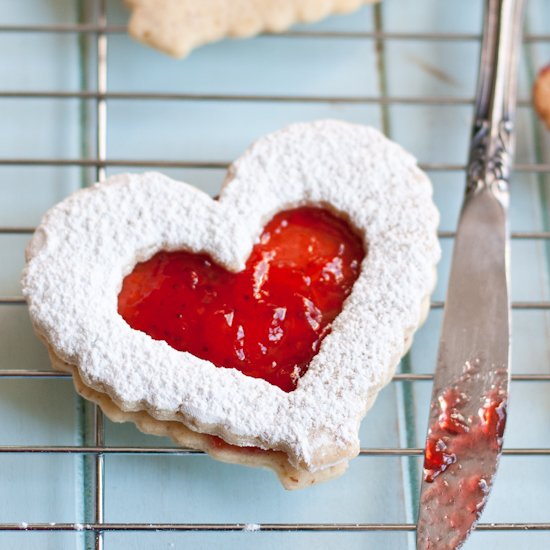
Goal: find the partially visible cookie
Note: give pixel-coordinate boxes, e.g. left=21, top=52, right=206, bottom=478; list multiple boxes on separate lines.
left=125, top=0, right=378, bottom=58
left=534, top=64, right=550, bottom=130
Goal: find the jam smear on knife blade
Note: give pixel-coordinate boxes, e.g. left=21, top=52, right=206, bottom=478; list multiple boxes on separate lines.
left=419, top=359, right=508, bottom=548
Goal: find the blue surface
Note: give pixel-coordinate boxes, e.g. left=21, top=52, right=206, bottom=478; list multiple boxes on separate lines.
left=1, top=0, right=550, bottom=549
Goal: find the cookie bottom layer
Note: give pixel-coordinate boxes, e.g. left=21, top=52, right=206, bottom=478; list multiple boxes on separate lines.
left=45, top=282, right=433, bottom=490
left=49, top=347, right=351, bottom=489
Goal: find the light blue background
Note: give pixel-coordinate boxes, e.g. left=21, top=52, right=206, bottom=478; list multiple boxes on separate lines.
left=0, top=0, right=549, bottom=548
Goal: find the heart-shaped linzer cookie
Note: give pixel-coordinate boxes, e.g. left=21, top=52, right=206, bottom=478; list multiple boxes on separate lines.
left=126, top=0, right=379, bottom=58
left=22, top=120, right=440, bottom=487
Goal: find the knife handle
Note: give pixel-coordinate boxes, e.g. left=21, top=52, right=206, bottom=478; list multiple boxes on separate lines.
left=466, top=0, right=526, bottom=205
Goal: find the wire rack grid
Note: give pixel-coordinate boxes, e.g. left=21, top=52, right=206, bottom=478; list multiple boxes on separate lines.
left=1, top=1, right=550, bottom=549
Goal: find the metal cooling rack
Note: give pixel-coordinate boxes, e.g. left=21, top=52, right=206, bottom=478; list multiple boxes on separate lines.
left=1, top=1, right=550, bottom=549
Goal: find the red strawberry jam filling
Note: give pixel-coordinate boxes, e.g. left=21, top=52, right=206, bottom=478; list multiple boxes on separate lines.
left=118, top=207, right=365, bottom=392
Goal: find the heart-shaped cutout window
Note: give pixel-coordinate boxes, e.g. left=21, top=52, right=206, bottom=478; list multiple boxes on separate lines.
left=118, top=207, right=365, bottom=392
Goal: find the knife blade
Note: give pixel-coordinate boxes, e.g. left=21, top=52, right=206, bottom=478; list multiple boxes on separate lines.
left=416, top=1, right=525, bottom=548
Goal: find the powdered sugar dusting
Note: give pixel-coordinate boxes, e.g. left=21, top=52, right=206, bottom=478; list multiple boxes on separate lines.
left=22, top=120, right=439, bottom=473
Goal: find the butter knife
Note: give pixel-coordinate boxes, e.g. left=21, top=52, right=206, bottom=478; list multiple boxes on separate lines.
left=416, top=1, right=525, bottom=548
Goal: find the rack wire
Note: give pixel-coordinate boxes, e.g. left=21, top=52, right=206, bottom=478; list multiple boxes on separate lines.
left=1, top=1, right=550, bottom=549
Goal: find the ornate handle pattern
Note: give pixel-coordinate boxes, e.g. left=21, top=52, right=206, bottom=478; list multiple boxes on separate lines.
left=465, top=0, right=525, bottom=207
left=467, top=119, right=513, bottom=202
